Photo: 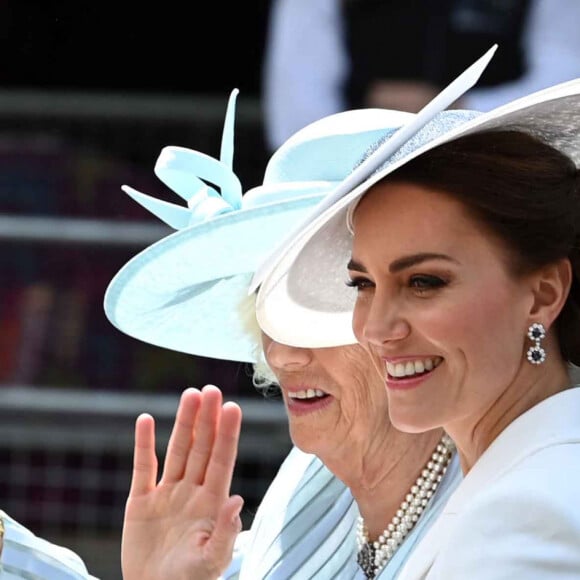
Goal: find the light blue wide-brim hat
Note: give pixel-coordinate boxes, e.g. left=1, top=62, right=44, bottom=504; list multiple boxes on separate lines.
left=104, top=90, right=425, bottom=362
left=253, top=48, right=580, bottom=349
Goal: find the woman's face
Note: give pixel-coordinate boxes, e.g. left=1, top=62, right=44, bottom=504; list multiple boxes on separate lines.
left=261, top=333, right=392, bottom=459
left=349, top=181, right=534, bottom=434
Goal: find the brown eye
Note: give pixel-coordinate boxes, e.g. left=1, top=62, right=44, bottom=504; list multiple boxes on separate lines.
left=409, top=275, right=447, bottom=293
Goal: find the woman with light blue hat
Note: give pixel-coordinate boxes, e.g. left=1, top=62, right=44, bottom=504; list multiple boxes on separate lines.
left=102, top=59, right=517, bottom=578
left=251, top=46, right=580, bottom=579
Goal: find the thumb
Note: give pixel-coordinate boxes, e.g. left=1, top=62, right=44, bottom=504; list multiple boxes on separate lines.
left=205, top=495, right=244, bottom=570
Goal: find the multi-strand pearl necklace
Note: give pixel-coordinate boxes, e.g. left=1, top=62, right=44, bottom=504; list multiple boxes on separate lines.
left=356, top=433, right=456, bottom=579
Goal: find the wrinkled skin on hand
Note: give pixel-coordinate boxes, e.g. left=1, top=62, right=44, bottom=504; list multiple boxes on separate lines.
left=122, top=385, right=243, bottom=580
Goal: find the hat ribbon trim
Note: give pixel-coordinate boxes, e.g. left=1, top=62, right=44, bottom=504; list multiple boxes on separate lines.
left=121, top=88, right=246, bottom=230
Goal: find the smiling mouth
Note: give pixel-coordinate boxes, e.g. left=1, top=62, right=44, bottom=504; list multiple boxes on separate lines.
left=287, top=388, right=330, bottom=402
left=386, top=357, right=442, bottom=379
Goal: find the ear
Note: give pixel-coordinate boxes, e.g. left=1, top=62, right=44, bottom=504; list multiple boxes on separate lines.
left=528, top=258, right=572, bottom=325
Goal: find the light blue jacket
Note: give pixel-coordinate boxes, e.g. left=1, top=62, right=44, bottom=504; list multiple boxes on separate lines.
left=224, top=444, right=462, bottom=579
left=0, top=510, right=98, bottom=579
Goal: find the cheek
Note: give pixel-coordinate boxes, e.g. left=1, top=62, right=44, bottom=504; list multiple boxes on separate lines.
left=431, top=290, right=524, bottom=369
left=352, top=296, right=371, bottom=342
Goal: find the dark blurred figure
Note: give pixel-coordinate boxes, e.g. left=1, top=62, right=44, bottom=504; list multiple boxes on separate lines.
left=263, top=0, right=580, bottom=152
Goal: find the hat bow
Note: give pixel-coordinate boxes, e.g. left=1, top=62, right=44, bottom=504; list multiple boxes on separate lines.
left=121, top=89, right=244, bottom=230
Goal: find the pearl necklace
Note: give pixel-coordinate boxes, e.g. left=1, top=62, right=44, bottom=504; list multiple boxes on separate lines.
left=356, top=433, right=455, bottom=579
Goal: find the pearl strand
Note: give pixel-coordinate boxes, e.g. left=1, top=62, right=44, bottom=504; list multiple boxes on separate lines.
left=356, top=433, right=455, bottom=579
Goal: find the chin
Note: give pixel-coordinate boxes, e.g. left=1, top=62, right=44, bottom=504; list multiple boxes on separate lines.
left=291, top=438, right=322, bottom=457
left=288, top=425, right=324, bottom=456
left=388, top=409, right=441, bottom=434
left=289, top=424, right=313, bottom=450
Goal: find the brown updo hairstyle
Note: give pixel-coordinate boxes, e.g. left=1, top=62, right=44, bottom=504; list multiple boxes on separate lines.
left=386, top=129, right=580, bottom=365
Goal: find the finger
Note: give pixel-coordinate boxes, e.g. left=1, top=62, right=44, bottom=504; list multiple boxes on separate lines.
left=203, top=402, right=242, bottom=496
left=184, top=385, right=223, bottom=484
left=129, top=413, right=157, bottom=497
left=204, top=495, right=244, bottom=572
left=160, top=388, right=201, bottom=483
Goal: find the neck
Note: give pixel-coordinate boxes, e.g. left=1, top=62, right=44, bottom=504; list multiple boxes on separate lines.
left=448, top=359, right=571, bottom=473
left=324, top=427, right=444, bottom=540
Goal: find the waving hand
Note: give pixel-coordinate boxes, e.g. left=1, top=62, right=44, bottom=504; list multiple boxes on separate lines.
left=122, top=385, right=243, bottom=580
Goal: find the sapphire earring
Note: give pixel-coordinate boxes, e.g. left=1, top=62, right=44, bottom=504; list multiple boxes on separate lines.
left=526, top=322, right=546, bottom=365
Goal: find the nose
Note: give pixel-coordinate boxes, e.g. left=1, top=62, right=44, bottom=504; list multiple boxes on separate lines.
left=353, top=293, right=410, bottom=348
left=262, top=334, right=313, bottom=370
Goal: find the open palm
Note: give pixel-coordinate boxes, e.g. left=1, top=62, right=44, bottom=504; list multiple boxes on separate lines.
left=122, top=385, right=243, bottom=580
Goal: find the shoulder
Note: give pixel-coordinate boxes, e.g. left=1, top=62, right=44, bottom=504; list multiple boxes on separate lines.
left=1, top=510, right=96, bottom=579
left=434, top=443, right=580, bottom=578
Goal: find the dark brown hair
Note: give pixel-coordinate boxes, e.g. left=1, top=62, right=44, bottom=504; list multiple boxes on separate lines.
left=387, top=130, right=580, bottom=364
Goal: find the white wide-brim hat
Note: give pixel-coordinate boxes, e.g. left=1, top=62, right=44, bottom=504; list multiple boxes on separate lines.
left=253, top=52, right=580, bottom=349
left=104, top=90, right=427, bottom=362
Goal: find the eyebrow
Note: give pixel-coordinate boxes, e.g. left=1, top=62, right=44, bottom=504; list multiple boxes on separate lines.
left=347, top=253, right=459, bottom=274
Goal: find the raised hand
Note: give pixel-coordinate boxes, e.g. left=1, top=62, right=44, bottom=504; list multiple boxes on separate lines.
left=122, top=385, right=243, bottom=580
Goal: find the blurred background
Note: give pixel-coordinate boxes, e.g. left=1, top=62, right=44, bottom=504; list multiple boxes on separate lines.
left=0, top=2, right=289, bottom=579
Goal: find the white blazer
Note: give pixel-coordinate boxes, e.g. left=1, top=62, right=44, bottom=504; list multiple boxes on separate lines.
left=398, top=387, right=580, bottom=579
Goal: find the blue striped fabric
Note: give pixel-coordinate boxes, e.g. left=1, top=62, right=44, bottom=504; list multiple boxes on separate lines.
left=223, top=446, right=462, bottom=579
left=0, top=510, right=98, bottom=579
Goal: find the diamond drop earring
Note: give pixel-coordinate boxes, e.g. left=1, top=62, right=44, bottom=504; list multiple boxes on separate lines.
left=526, top=322, right=546, bottom=365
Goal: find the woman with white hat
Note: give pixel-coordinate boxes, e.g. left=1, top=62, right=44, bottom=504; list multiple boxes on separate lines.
left=253, top=48, right=580, bottom=578
left=106, top=86, right=465, bottom=579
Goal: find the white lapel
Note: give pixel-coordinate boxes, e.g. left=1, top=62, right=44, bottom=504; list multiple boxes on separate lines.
left=397, top=387, right=580, bottom=579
